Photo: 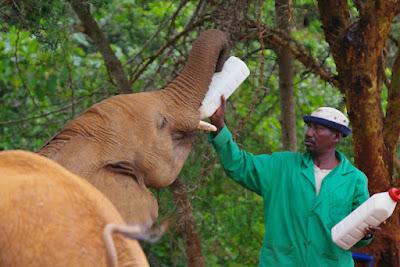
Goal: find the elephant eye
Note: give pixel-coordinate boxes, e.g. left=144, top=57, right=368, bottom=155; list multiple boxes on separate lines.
left=171, top=131, right=186, bottom=140
left=105, top=161, right=141, bottom=184
left=158, top=115, right=168, bottom=130
left=171, top=130, right=196, bottom=141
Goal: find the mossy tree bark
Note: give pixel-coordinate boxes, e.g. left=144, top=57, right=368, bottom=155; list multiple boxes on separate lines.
left=276, top=0, right=297, bottom=151
left=318, top=1, right=400, bottom=265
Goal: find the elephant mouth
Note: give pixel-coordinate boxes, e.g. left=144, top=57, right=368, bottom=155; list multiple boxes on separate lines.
left=172, top=130, right=197, bottom=144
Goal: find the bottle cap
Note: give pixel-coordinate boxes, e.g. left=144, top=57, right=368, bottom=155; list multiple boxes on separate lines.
left=388, top=188, right=400, bottom=202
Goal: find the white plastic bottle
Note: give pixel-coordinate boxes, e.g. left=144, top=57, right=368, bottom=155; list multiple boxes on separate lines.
left=331, top=188, right=400, bottom=250
left=199, top=56, right=250, bottom=119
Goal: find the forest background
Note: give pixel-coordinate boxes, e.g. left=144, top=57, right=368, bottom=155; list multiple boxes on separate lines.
left=1, top=0, right=399, bottom=266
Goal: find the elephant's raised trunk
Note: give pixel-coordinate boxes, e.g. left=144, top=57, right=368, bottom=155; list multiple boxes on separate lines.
left=161, top=30, right=230, bottom=115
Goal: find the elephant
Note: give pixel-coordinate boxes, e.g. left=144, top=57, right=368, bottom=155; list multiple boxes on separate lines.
left=37, top=28, right=229, bottom=226
left=0, top=29, right=230, bottom=266
left=0, top=150, right=149, bottom=267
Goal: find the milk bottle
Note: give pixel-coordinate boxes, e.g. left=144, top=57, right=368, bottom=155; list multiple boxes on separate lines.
left=331, top=188, right=400, bottom=250
left=199, top=56, right=250, bottom=119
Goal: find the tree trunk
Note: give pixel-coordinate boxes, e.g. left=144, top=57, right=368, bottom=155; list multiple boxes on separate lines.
left=344, top=69, right=400, bottom=267
left=209, top=0, right=250, bottom=44
left=68, top=0, right=132, bottom=93
left=164, top=3, right=253, bottom=266
left=317, top=1, right=400, bottom=265
left=275, top=0, right=297, bottom=151
left=170, top=179, right=205, bottom=267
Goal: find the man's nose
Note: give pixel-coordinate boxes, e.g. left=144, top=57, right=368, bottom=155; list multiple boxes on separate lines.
left=305, top=126, right=314, bottom=137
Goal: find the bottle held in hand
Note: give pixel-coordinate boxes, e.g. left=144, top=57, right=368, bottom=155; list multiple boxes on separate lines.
left=199, top=56, right=250, bottom=119
left=331, top=188, right=400, bottom=250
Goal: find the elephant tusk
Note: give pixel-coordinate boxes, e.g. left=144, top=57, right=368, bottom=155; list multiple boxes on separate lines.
left=197, top=120, right=217, bottom=132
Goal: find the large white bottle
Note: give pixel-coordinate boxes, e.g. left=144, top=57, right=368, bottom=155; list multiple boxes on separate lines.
left=331, top=188, right=400, bottom=250
left=199, top=56, right=250, bottom=119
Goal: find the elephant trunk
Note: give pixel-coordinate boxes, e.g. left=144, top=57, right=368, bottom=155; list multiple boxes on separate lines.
left=160, top=30, right=230, bottom=118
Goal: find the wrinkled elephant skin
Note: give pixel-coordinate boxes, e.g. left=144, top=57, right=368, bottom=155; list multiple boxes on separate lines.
left=38, top=29, right=230, bottom=226
left=0, top=30, right=230, bottom=265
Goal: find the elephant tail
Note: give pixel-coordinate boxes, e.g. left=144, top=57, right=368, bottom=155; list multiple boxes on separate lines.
left=103, top=222, right=169, bottom=267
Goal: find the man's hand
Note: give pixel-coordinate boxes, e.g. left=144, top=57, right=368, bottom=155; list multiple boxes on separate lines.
left=362, top=224, right=382, bottom=240
left=210, top=95, right=226, bottom=133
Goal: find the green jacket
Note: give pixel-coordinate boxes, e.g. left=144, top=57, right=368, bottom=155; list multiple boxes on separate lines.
left=210, top=126, right=372, bottom=267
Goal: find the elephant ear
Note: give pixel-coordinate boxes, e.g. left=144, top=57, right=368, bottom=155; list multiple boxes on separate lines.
left=37, top=129, right=68, bottom=157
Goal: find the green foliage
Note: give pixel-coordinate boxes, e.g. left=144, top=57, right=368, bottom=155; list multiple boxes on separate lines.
left=0, top=25, right=115, bottom=150
left=1, top=0, right=68, bottom=49
left=0, top=0, right=375, bottom=266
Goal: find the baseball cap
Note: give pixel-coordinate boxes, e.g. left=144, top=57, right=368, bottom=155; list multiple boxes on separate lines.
left=303, top=107, right=351, bottom=137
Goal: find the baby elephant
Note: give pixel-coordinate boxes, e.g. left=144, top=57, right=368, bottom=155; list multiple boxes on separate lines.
left=0, top=150, right=148, bottom=267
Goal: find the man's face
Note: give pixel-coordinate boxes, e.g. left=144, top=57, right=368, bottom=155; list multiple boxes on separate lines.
left=304, top=122, right=341, bottom=154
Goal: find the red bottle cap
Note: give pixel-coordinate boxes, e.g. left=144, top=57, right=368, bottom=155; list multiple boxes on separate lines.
left=388, top=188, right=400, bottom=202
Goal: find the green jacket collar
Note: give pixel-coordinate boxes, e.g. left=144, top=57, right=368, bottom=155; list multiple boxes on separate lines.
left=301, top=151, right=357, bottom=209
left=301, top=151, right=355, bottom=176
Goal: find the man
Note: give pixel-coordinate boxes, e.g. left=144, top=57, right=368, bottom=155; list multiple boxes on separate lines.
left=209, top=96, right=377, bottom=266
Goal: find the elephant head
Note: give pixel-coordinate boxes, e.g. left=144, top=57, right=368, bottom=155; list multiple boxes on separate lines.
left=38, top=29, right=230, bottom=226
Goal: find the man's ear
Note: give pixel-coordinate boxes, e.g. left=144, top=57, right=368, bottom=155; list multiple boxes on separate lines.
left=333, top=131, right=342, bottom=143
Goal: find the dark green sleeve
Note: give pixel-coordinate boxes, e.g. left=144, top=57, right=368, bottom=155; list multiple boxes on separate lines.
left=352, top=173, right=373, bottom=248
left=209, top=125, right=274, bottom=196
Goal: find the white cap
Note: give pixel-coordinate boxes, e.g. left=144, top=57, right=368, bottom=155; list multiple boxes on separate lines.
left=303, top=107, right=351, bottom=136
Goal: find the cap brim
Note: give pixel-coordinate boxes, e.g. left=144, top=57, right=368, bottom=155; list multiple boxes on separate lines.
left=303, top=116, right=351, bottom=137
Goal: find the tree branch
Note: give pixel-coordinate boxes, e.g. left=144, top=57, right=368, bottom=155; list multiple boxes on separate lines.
left=68, top=0, right=131, bottom=93
left=0, top=89, right=108, bottom=125
left=317, top=0, right=350, bottom=57
left=353, top=0, right=366, bottom=16
left=244, top=22, right=340, bottom=90
left=209, top=0, right=250, bottom=45
left=124, top=0, right=189, bottom=67
left=165, top=0, right=190, bottom=37
left=353, top=1, right=399, bottom=69
left=14, top=30, right=41, bottom=110
left=170, top=178, right=205, bottom=267
left=184, top=0, right=206, bottom=29
left=128, top=16, right=209, bottom=85
left=0, top=104, right=71, bottom=126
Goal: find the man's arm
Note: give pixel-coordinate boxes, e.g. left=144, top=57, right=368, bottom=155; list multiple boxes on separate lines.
left=209, top=96, right=275, bottom=195
left=210, top=125, right=266, bottom=195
